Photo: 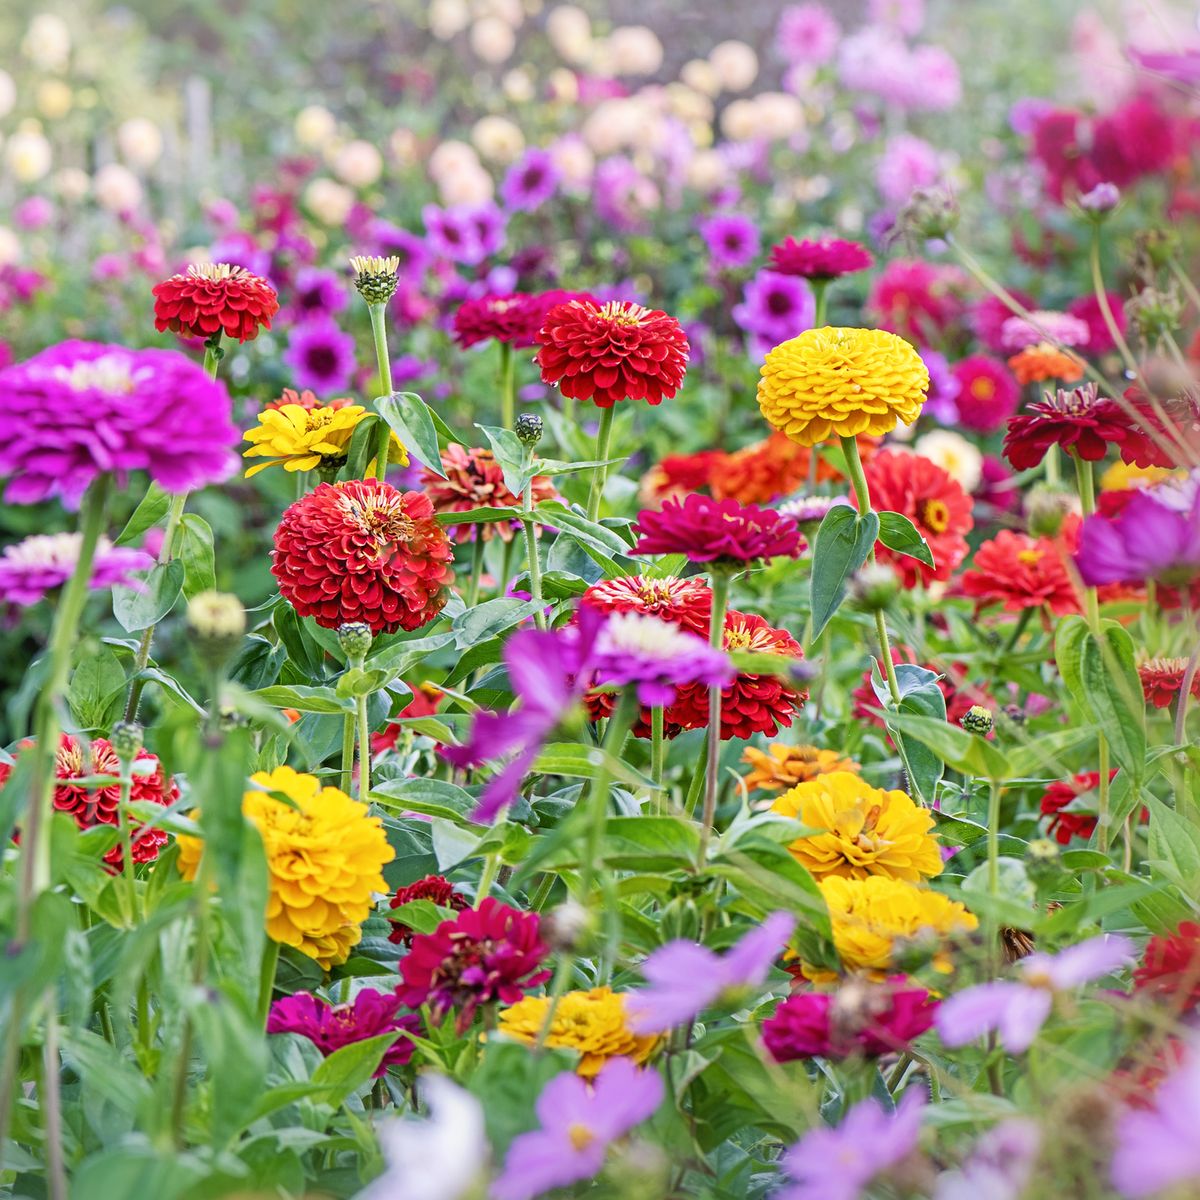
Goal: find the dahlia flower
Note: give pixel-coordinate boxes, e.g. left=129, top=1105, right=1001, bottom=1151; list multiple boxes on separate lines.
left=1003, top=384, right=1133, bottom=470
left=960, top=529, right=1081, bottom=616
left=768, top=236, right=873, bottom=281
left=631, top=493, right=803, bottom=565
left=762, top=979, right=937, bottom=1061
left=0, top=341, right=239, bottom=508
left=397, top=898, right=551, bottom=1031
left=579, top=574, right=712, bottom=636
left=387, top=874, right=469, bottom=946
left=1, top=733, right=176, bottom=871
left=177, top=766, right=394, bottom=969
left=271, top=480, right=454, bottom=634
left=771, top=771, right=943, bottom=882
left=758, top=327, right=930, bottom=446
left=0, top=533, right=152, bottom=607
left=1133, top=921, right=1200, bottom=1012
left=283, top=319, right=357, bottom=394
left=421, top=444, right=558, bottom=541
left=732, top=271, right=815, bottom=353
left=243, top=400, right=406, bottom=478
left=741, top=744, right=859, bottom=794
left=1138, top=657, right=1200, bottom=709
left=498, top=987, right=658, bottom=1077
left=152, top=261, right=279, bottom=342
left=535, top=298, right=689, bottom=408
left=267, top=989, right=420, bottom=1074
left=500, top=148, right=560, bottom=212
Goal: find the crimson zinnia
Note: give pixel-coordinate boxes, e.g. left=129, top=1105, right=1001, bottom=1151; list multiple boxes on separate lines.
left=453, top=290, right=591, bottom=349
left=1040, top=770, right=1120, bottom=844
left=535, top=298, right=689, bottom=408
left=768, top=236, right=874, bottom=281
left=579, top=575, right=713, bottom=636
left=1133, top=922, right=1200, bottom=1012
left=1138, top=657, right=1200, bottom=709
left=152, top=262, right=280, bottom=343
left=959, top=528, right=1081, bottom=616
left=632, top=493, right=804, bottom=565
left=397, top=898, right=551, bottom=1031
left=272, top=479, right=455, bottom=634
left=388, top=874, right=471, bottom=946
left=1003, top=384, right=1135, bottom=470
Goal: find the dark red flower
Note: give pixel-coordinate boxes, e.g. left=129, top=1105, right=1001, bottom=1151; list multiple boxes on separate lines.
left=452, top=293, right=582, bottom=350
left=580, top=575, right=712, bottom=636
left=768, top=236, right=874, bottom=281
left=1110, top=1038, right=1187, bottom=1109
left=632, top=493, right=804, bottom=565
left=535, top=298, right=689, bottom=408
left=762, top=980, right=937, bottom=1061
left=1138, top=657, right=1200, bottom=710
left=372, top=683, right=444, bottom=755
left=267, top=989, right=420, bottom=1074
left=959, top=528, right=1082, bottom=617
left=1039, top=770, right=1120, bottom=844
left=388, top=874, right=471, bottom=946
left=1133, top=922, right=1200, bottom=1012
left=863, top=450, right=973, bottom=588
left=272, top=479, right=455, bottom=634
left=152, top=262, right=279, bottom=343
left=1117, top=388, right=1200, bottom=470
left=1003, top=384, right=1135, bottom=470
left=397, top=898, right=551, bottom=1031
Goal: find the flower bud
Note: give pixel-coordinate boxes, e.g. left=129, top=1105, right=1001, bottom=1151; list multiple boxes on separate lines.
left=1126, top=284, right=1184, bottom=346
left=1002, top=702, right=1026, bottom=728
left=217, top=704, right=248, bottom=733
left=895, top=186, right=959, bottom=244
left=1027, top=837, right=1060, bottom=863
left=960, top=704, right=994, bottom=735
left=777, top=493, right=852, bottom=536
left=541, top=898, right=593, bottom=952
left=1133, top=229, right=1178, bottom=279
left=849, top=562, right=899, bottom=612
left=349, top=254, right=401, bottom=305
left=1025, top=484, right=1078, bottom=539
left=1078, top=181, right=1120, bottom=216
left=109, top=720, right=144, bottom=762
left=337, top=621, right=373, bottom=661
left=186, top=590, right=246, bottom=665
left=515, top=412, right=543, bottom=446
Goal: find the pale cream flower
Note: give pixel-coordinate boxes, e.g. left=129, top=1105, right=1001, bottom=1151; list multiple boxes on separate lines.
left=914, top=431, right=984, bottom=493
left=7, top=129, right=52, bottom=183
left=294, top=104, right=337, bottom=149
left=0, top=70, right=15, bottom=120
left=429, top=139, right=481, bottom=180
left=709, top=40, right=758, bottom=92
left=333, top=139, right=383, bottom=188
left=606, top=25, right=663, bottom=75
left=437, top=164, right=494, bottom=206
left=469, top=15, right=516, bottom=63
left=429, top=0, right=470, bottom=39
left=471, top=115, right=524, bottom=163
left=93, top=163, right=142, bottom=212
left=22, top=14, right=71, bottom=70
left=35, top=79, right=72, bottom=120
left=546, top=4, right=591, bottom=63
left=502, top=67, right=535, bottom=103
left=117, top=118, right=163, bottom=168
left=549, top=136, right=593, bottom=189
left=303, top=177, right=355, bottom=226
left=686, top=149, right=729, bottom=192
left=680, top=58, right=719, bottom=97
left=53, top=167, right=90, bottom=202
left=0, top=227, right=21, bottom=266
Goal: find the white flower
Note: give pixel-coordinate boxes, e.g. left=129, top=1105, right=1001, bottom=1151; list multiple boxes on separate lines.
left=23, top=14, right=71, bottom=71
left=356, top=1075, right=488, bottom=1200
left=428, top=0, right=470, bottom=40
left=6, top=130, right=52, bottom=184
left=680, top=58, right=719, bottom=97
left=914, top=430, right=984, bottom=493
left=501, top=68, right=535, bottom=104
left=437, top=164, right=494, bottom=206
left=294, top=105, right=337, bottom=149
left=36, top=80, right=72, bottom=120
left=117, top=118, right=164, bottom=168
left=545, top=5, right=591, bottom=63
left=606, top=25, right=663, bottom=75
left=469, top=16, right=515, bottom=64
left=334, top=140, right=384, bottom=188
left=548, top=135, right=593, bottom=190
left=53, top=167, right=90, bottom=202
left=708, top=40, right=759, bottom=92
left=471, top=116, right=524, bottom=163
left=0, top=227, right=21, bottom=267
left=0, top=70, right=15, bottom=120
left=429, top=139, right=481, bottom=180
left=93, top=163, right=142, bottom=213
left=304, top=177, right=355, bottom=226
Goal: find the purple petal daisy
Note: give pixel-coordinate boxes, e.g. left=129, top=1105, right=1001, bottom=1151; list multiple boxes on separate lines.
left=0, top=534, right=153, bottom=606
left=500, top=148, right=560, bottom=213
left=698, top=213, right=761, bottom=271
left=282, top=319, right=356, bottom=394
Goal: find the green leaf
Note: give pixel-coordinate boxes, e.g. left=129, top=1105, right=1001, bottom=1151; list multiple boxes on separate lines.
left=372, top=778, right=479, bottom=824
left=434, top=505, right=526, bottom=528
left=809, top=506, right=880, bottom=639
left=478, top=423, right=534, bottom=498
left=883, top=711, right=1008, bottom=779
left=178, top=513, right=216, bottom=599
left=1080, top=622, right=1146, bottom=781
left=877, top=511, right=934, bottom=567
left=533, top=500, right=633, bottom=559
left=452, top=597, right=542, bottom=649
left=368, top=631, right=456, bottom=674
left=1145, top=794, right=1200, bottom=892
left=114, top=482, right=170, bottom=547
left=310, top=1033, right=402, bottom=1105
left=885, top=664, right=947, bottom=804
left=533, top=743, right=657, bottom=792
left=67, top=644, right=127, bottom=729
left=336, top=666, right=392, bottom=698
left=1004, top=724, right=1099, bottom=779
left=250, top=684, right=356, bottom=714
left=468, top=1039, right=579, bottom=1155
left=377, top=391, right=445, bottom=476
left=111, top=558, right=185, bottom=632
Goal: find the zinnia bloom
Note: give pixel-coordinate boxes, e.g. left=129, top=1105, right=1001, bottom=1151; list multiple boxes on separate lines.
left=867, top=259, right=964, bottom=343
left=1138, top=657, right=1200, bottom=710
left=177, top=766, right=394, bottom=969
left=1040, top=770, right=1120, bottom=844
left=421, top=444, right=558, bottom=541
left=0, top=533, right=152, bottom=607
left=387, top=874, right=469, bottom=946
left=863, top=450, right=973, bottom=587
left=762, top=979, right=937, bottom=1061
left=2, top=733, right=176, bottom=871
left=708, top=432, right=816, bottom=505
left=283, top=319, right=357, bottom=394
left=243, top=401, right=406, bottom=478
left=768, top=236, right=873, bottom=281
left=960, top=529, right=1081, bottom=616
left=1003, top=384, right=1133, bottom=470
left=1075, top=488, right=1200, bottom=588
left=732, top=271, right=815, bottom=353
left=741, top=744, right=859, bottom=794
left=267, top=989, right=420, bottom=1074
left=580, top=574, right=712, bottom=636
left=453, top=293, right=549, bottom=350
left=757, top=327, right=930, bottom=447
left=397, top=898, right=551, bottom=1031
left=1000, top=311, right=1091, bottom=352
left=500, top=147, right=559, bottom=212
left=951, top=355, right=1020, bottom=434
left=534, top=298, right=689, bottom=408
left=631, top=493, right=804, bottom=565
left=498, top=987, right=658, bottom=1077
left=0, top=341, right=239, bottom=508
left=271, top=480, right=455, bottom=634
left=698, top=213, right=761, bottom=271
left=771, top=772, right=943, bottom=882
left=1133, top=922, right=1200, bottom=1012
left=152, top=261, right=279, bottom=342
left=639, top=449, right=727, bottom=505
left=1007, top=342, right=1085, bottom=385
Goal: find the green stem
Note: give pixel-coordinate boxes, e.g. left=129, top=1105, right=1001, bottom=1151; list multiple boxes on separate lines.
left=368, top=302, right=394, bottom=481
left=499, top=341, right=515, bottom=431
left=465, top=536, right=486, bottom=607
left=586, top=407, right=616, bottom=523
left=1089, top=227, right=1140, bottom=379
left=986, top=780, right=1002, bottom=900
left=520, top=449, right=546, bottom=630
left=1176, top=626, right=1200, bottom=750
left=356, top=692, right=371, bottom=802
left=650, top=706, right=665, bottom=799
left=1002, top=607, right=1034, bottom=655
left=256, top=940, right=280, bottom=1028
left=579, top=691, right=636, bottom=901
left=476, top=853, right=500, bottom=906
left=684, top=730, right=708, bottom=818
left=698, top=572, right=731, bottom=862
left=340, top=713, right=355, bottom=795
left=529, top=872, right=556, bottom=912
left=812, top=280, right=829, bottom=328
left=116, top=765, right=137, bottom=928
left=41, top=1015, right=67, bottom=1200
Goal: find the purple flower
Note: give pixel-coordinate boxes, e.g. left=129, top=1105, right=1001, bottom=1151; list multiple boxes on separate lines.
left=731, top=271, right=814, bottom=350
left=422, top=205, right=484, bottom=265
left=589, top=612, right=733, bottom=706
left=933, top=1118, right=1040, bottom=1200
left=370, top=220, right=432, bottom=278
left=627, top=912, right=794, bottom=1033
left=283, top=319, right=356, bottom=393
left=501, top=148, right=560, bottom=212
left=777, top=4, right=841, bottom=65
left=1076, top=488, right=1200, bottom=587
left=1111, top=1039, right=1200, bottom=1198
left=287, top=266, right=348, bottom=320
left=921, top=348, right=962, bottom=424
left=777, top=1089, right=925, bottom=1200
left=1079, top=182, right=1121, bottom=213
left=869, top=0, right=925, bottom=35
left=0, top=533, right=153, bottom=606
left=698, top=213, right=761, bottom=271
left=0, top=341, right=239, bottom=508
left=936, top=934, right=1134, bottom=1053
left=491, top=1058, right=663, bottom=1200
left=267, top=988, right=420, bottom=1075
left=594, top=156, right=656, bottom=233
left=876, top=133, right=944, bottom=207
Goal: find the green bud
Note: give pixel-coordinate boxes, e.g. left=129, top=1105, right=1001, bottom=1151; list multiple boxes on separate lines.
left=337, top=622, right=374, bottom=661
left=109, top=720, right=144, bottom=762
left=1025, top=483, right=1078, bottom=539
left=187, top=590, right=246, bottom=666
left=895, top=186, right=960, bottom=244
left=349, top=254, right=400, bottom=305
left=1126, top=284, right=1184, bottom=347
left=960, top=704, right=994, bottom=735
left=849, top=562, right=899, bottom=612
left=515, top=413, right=543, bottom=446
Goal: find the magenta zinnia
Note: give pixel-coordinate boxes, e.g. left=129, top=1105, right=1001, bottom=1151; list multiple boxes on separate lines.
left=632, top=493, right=804, bottom=565
left=768, top=236, right=874, bottom=281
left=0, top=533, right=152, bottom=607
left=267, top=989, right=420, bottom=1074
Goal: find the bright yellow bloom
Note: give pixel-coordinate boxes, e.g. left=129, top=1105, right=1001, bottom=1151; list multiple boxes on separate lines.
left=771, top=771, right=943, bottom=883
left=813, top=875, right=976, bottom=977
left=497, top=987, right=659, bottom=1078
left=1099, top=460, right=1180, bottom=492
left=242, top=403, right=407, bottom=477
left=177, top=765, right=394, bottom=969
left=742, top=744, right=859, bottom=794
left=757, top=327, right=929, bottom=447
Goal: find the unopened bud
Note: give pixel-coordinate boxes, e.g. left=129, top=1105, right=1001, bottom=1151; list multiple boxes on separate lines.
left=109, top=720, right=144, bottom=761
left=217, top=704, right=247, bottom=732
left=1028, top=837, right=1060, bottom=862
left=541, top=898, right=592, bottom=952
left=777, top=494, right=853, bottom=536
left=187, top=590, right=246, bottom=665
left=849, top=562, right=899, bottom=612
left=1025, top=484, right=1078, bottom=538
left=895, top=186, right=959, bottom=243
left=349, top=254, right=401, bottom=305
left=1126, top=284, right=1184, bottom=347
left=1077, top=182, right=1120, bottom=216
left=515, top=413, right=543, bottom=446
left=960, top=704, right=993, bottom=735
left=337, top=621, right=373, bottom=661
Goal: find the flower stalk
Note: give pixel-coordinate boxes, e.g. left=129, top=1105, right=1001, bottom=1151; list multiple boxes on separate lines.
left=698, top=570, right=731, bottom=861
left=586, top=407, right=616, bottom=523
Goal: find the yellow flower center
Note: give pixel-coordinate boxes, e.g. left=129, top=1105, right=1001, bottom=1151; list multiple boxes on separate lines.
left=568, top=1123, right=596, bottom=1151
left=305, top=409, right=338, bottom=433
left=1017, top=548, right=1043, bottom=566
left=56, top=355, right=138, bottom=394
left=970, top=377, right=996, bottom=401
left=916, top=497, right=950, bottom=534
left=597, top=300, right=648, bottom=326
left=187, top=262, right=251, bottom=282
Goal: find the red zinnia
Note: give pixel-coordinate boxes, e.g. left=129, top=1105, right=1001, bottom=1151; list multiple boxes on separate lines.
left=959, top=528, right=1081, bottom=616
left=580, top=574, right=712, bottom=636
left=951, top=355, right=1020, bottom=434
left=372, top=683, right=444, bottom=755
left=632, top=493, right=804, bottom=565
left=421, top=444, right=559, bottom=542
left=863, top=450, right=973, bottom=588
left=1138, top=657, right=1200, bottom=710
left=453, top=293, right=543, bottom=349
left=1117, top=387, right=1200, bottom=470
left=397, top=898, right=551, bottom=1031
left=535, top=298, right=689, bottom=408
left=152, top=262, right=280, bottom=343
left=272, top=479, right=455, bottom=635
left=1133, top=921, right=1200, bottom=1012
left=768, top=236, right=874, bottom=281
left=1003, top=384, right=1135, bottom=470
left=639, top=450, right=727, bottom=506
left=1039, top=770, right=1119, bottom=844
left=388, top=874, right=471, bottom=946
left=1, top=733, right=177, bottom=871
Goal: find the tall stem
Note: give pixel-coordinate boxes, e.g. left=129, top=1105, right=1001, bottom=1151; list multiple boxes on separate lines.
left=256, top=941, right=280, bottom=1028
left=698, top=572, right=731, bottom=862
left=368, top=302, right=394, bottom=481
left=650, top=706, right=665, bottom=799
left=499, top=341, right=516, bottom=431
left=41, top=1016, right=67, bottom=1200
left=811, top=280, right=828, bottom=329
left=520, top=448, right=546, bottom=631
left=1176, top=620, right=1200, bottom=749
left=586, top=407, right=616, bottom=523
left=356, top=693, right=371, bottom=802
left=465, top=536, right=486, bottom=607
left=578, top=691, right=636, bottom=901
left=340, top=713, right=355, bottom=795
left=1089, top=227, right=1140, bottom=379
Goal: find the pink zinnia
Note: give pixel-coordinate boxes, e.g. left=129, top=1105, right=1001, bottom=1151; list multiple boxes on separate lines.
left=0, top=533, right=152, bottom=607
left=768, top=236, right=873, bottom=282
left=951, top=355, right=1020, bottom=433
left=631, top=493, right=804, bottom=565
left=267, top=989, right=420, bottom=1075
left=867, top=260, right=966, bottom=344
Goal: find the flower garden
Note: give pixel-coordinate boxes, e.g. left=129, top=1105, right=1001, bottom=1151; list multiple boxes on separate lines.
left=2, top=1, right=1200, bottom=1197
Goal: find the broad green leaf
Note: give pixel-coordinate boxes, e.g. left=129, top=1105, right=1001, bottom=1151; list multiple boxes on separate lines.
left=533, top=500, right=633, bottom=559
left=809, top=506, right=880, bottom=640
left=67, top=644, right=127, bottom=730
left=309, top=1033, right=401, bottom=1106
left=178, top=513, right=216, bottom=599
left=377, top=391, right=445, bottom=476
left=250, top=684, right=356, bottom=714
left=884, top=711, right=1008, bottom=779
left=372, top=778, right=479, bottom=824
left=112, top=558, right=185, bottom=632
left=1080, top=622, right=1146, bottom=782
left=114, top=482, right=170, bottom=547
left=478, top=423, right=534, bottom=498
left=452, top=597, right=542, bottom=648
left=877, top=511, right=934, bottom=567
left=368, top=630, right=456, bottom=674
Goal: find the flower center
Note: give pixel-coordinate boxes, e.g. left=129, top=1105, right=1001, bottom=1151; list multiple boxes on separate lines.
left=1017, top=548, right=1043, bottom=566
left=970, top=377, right=996, bottom=401
left=54, top=354, right=137, bottom=394
left=187, top=262, right=251, bottom=282
left=340, top=492, right=415, bottom=552
left=597, top=300, right=649, bottom=327
left=305, top=409, right=337, bottom=432
left=567, top=1123, right=596, bottom=1151
left=916, top=497, right=950, bottom=534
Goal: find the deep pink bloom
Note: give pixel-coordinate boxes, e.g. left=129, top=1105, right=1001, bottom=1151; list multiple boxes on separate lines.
left=627, top=912, right=794, bottom=1033
left=0, top=534, right=153, bottom=607
left=1075, top=487, right=1200, bottom=587
left=492, top=1058, right=663, bottom=1200
left=951, top=355, right=1020, bottom=433
left=0, top=341, right=238, bottom=508
left=1003, top=384, right=1136, bottom=470
left=699, top=213, right=761, bottom=271
left=267, top=989, right=420, bottom=1075
left=453, top=290, right=593, bottom=350
left=632, top=494, right=804, bottom=565
left=768, top=236, right=873, bottom=281
left=867, top=259, right=965, bottom=344
left=971, top=291, right=1035, bottom=354
left=1066, top=292, right=1127, bottom=356
left=500, top=148, right=560, bottom=212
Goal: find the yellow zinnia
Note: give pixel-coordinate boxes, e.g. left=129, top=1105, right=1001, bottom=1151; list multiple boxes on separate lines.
left=242, top=402, right=406, bottom=477
left=742, top=744, right=860, bottom=794
left=771, top=771, right=942, bottom=883
left=757, top=327, right=929, bottom=446
left=497, top=987, right=659, bottom=1077
left=813, top=875, right=976, bottom=977
left=177, top=765, right=394, bottom=970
